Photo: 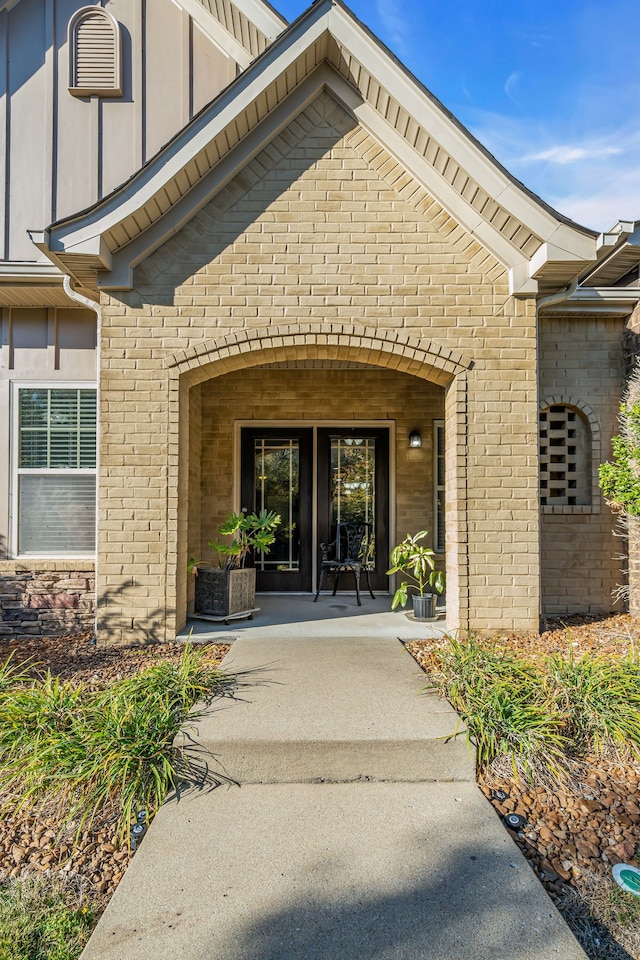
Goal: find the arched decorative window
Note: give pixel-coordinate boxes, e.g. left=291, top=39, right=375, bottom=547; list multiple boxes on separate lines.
left=539, top=399, right=600, bottom=510
left=68, top=6, right=122, bottom=98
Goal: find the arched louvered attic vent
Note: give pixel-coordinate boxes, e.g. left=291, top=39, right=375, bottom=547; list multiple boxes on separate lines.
left=68, top=6, right=122, bottom=97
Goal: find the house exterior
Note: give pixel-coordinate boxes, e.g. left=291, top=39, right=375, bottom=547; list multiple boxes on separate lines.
left=1, top=0, right=639, bottom=644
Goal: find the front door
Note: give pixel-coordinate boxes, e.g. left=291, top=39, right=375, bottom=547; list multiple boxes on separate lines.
left=240, top=426, right=390, bottom=593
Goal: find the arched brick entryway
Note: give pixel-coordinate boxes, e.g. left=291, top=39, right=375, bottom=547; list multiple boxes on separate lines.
left=163, top=323, right=473, bottom=637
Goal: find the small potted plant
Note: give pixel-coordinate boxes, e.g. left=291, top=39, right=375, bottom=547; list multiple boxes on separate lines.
left=189, top=508, right=281, bottom=619
left=387, top=530, right=445, bottom=620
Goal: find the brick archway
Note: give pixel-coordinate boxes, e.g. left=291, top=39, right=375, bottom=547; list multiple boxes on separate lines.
left=165, top=322, right=473, bottom=383
left=166, top=323, right=472, bottom=636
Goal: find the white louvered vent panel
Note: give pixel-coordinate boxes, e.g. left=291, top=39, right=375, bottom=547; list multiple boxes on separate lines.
left=75, top=17, right=116, bottom=88
left=69, top=9, right=122, bottom=96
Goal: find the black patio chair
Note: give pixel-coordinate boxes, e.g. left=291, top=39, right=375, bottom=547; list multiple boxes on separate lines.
left=313, top=521, right=376, bottom=605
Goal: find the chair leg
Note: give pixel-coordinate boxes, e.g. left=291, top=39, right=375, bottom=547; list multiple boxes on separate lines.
left=314, top=566, right=326, bottom=602
left=364, top=568, right=375, bottom=599
left=332, top=568, right=340, bottom=596
left=354, top=568, right=362, bottom=605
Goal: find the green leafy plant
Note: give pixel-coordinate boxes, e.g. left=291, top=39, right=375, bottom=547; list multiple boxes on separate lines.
left=599, top=363, right=640, bottom=516
left=0, top=645, right=234, bottom=844
left=387, top=530, right=445, bottom=609
left=189, top=508, right=281, bottom=573
left=0, top=877, right=97, bottom=960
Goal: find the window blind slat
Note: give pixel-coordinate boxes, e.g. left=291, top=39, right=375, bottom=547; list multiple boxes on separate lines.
left=18, top=475, right=96, bottom=554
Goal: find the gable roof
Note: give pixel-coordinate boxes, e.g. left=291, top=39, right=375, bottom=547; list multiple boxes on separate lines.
left=33, top=0, right=603, bottom=299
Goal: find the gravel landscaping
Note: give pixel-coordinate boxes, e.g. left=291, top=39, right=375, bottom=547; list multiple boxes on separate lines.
left=0, top=619, right=639, bottom=960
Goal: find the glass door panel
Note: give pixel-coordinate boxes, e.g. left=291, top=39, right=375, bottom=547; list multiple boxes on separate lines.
left=254, top=438, right=300, bottom=573
left=318, top=428, right=389, bottom=592
left=330, top=437, right=377, bottom=567
left=241, top=429, right=312, bottom=592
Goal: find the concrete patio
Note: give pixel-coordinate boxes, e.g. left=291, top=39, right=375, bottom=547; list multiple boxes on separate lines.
left=179, top=592, right=448, bottom=642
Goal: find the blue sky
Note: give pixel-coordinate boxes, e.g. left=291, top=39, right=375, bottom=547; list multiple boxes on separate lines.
left=273, top=0, right=640, bottom=231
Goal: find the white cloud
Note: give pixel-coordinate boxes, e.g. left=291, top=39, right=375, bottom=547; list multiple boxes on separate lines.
left=522, top=144, right=622, bottom=165
left=375, top=0, right=410, bottom=57
left=462, top=108, right=640, bottom=229
left=503, top=72, right=521, bottom=106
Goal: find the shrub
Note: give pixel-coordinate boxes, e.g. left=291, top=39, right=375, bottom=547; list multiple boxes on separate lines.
left=546, top=650, right=640, bottom=756
left=430, top=636, right=567, bottom=777
left=0, top=644, right=233, bottom=843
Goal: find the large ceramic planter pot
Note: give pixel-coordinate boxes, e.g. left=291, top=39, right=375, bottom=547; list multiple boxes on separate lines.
left=412, top=593, right=437, bottom=621
left=194, top=566, right=256, bottom=617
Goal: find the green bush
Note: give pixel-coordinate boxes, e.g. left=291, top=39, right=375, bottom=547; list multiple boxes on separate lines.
left=430, top=636, right=567, bottom=777
left=428, top=635, right=640, bottom=777
left=546, top=650, right=640, bottom=756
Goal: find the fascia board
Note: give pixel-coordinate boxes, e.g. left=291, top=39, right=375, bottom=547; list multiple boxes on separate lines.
left=47, top=5, right=333, bottom=257
left=65, top=236, right=113, bottom=269
left=101, top=68, right=336, bottom=289
left=328, top=5, right=595, bottom=257
left=47, top=0, right=596, bottom=285
left=568, top=287, right=640, bottom=304
left=102, top=65, right=530, bottom=291
left=175, top=0, right=253, bottom=66
left=539, top=286, right=640, bottom=316
left=529, top=241, right=594, bottom=280
left=0, top=261, right=64, bottom=280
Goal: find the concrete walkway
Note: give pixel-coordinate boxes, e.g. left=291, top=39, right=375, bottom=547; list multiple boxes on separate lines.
left=81, top=631, right=587, bottom=960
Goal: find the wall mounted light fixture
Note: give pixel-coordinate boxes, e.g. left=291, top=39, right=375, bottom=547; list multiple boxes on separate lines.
left=409, top=430, right=422, bottom=448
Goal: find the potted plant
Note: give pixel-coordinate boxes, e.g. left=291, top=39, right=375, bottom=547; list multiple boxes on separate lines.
left=188, top=509, right=281, bottom=619
left=387, top=530, right=445, bottom=621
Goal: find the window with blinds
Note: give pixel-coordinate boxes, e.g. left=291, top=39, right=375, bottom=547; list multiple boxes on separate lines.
left=68, top=7, right=122, bottom=98
left=17, top=389, right=96, bottom=555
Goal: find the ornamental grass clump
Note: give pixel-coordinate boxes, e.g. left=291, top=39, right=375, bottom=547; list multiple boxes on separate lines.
left=0, top=644, right=233, bottom=844
left=545, top=649, right=640, bottom=757
left=429, top=636, right=568, bottom=779
left=428, top=634, right=640, bottom=779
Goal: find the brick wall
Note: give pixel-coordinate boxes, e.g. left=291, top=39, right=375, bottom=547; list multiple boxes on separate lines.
left=98, top=91, right=540, bottom=641
left=539, top=315, right=625, bottom=615
left=0, top=562, right=95, bottom=638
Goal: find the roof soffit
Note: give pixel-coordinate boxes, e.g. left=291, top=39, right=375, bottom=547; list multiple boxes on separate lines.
left=42, top=0, right=598, bottom=296
left=182, top=0, right=284, bottom=64
left=194, top=0, right=287, bottom=45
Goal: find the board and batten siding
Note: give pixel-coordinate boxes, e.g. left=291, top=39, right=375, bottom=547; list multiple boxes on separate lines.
left=0, top=0, right=237, bottom=262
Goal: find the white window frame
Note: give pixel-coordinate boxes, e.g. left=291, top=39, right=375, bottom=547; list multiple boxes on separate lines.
left=10, top=382, right=97, bottom=559
left=433, top=419, right=445, bottom=554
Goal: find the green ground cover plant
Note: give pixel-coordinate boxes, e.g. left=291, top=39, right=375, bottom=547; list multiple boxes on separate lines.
left=0, top=877, right=97, bottom=960
left=0, top=644, right=233, bottom=843
left=430, top=636, right=568, bottom=777
left=429, top=635, right=640, bottom=776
